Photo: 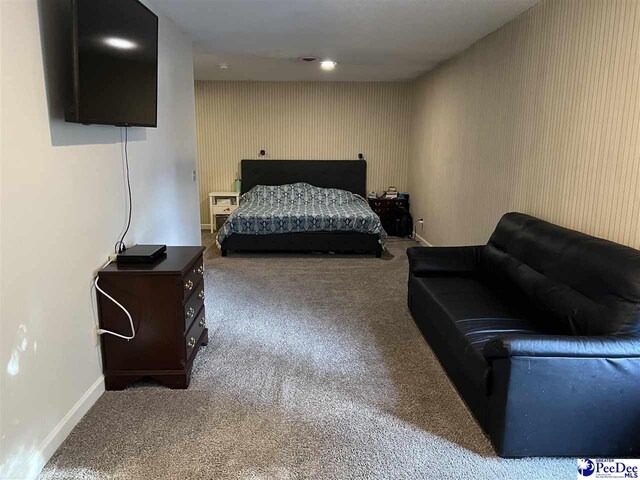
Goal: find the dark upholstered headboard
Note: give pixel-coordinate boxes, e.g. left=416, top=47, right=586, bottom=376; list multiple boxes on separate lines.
left=240, top=160, right=367, bottom=197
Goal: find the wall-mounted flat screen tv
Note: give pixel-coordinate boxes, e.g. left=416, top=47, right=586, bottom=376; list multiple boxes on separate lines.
left=65, top=0, right=158, bottom=127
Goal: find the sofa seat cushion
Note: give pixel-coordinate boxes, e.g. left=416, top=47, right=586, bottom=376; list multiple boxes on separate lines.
left=412, top=275, right=545, bottom=393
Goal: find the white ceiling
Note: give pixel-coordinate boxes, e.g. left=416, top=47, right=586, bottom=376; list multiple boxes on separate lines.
left=151, top=0, right=539, bottom=82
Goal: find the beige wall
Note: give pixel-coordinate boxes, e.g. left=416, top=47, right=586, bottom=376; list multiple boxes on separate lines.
left=409, top=0, right=640, bottom=248
left=195, top=81, right=411, bottom=225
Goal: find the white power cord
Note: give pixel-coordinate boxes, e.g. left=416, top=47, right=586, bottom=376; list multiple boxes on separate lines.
left=93, top=261, right=136, bottom=341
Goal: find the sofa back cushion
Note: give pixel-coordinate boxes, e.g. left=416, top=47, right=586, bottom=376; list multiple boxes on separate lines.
left=480, top=213, right=640, bottom=336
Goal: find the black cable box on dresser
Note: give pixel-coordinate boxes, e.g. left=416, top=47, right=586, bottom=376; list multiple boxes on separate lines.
left=117, top=244, right=166, bottom=263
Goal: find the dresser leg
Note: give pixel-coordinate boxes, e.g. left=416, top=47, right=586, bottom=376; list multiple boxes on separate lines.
left=152, top=373, right=190, bottom=389
left=105, top=373, right=143, bottom=391
left=105, top=372, right=190, bottom=390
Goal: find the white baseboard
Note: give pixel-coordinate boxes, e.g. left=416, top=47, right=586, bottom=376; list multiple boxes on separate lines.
left=201, top=223, right=212, bottom=231
left=414, top=232, right=433, bottom=246
left=19, top=375, right=105, bottom=479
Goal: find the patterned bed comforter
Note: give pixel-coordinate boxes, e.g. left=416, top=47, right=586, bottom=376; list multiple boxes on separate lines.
left=216, top=183, right=387, bottom=247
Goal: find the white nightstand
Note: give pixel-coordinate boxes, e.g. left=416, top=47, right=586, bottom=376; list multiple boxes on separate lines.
left=209, top=192, right=240, bottom=233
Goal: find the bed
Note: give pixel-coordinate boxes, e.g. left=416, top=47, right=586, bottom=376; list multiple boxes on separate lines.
left=217, top=160, right=385, bottom=257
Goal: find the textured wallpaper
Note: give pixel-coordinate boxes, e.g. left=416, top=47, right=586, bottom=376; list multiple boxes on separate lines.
left=195, top=81, right=411, bottom=224
left=409, top=0, right=640, bottom=248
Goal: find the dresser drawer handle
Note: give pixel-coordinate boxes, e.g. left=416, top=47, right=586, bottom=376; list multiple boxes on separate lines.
left=196, top=265, right=204, bottom=275
left=199, top=317, right=206, bottom=327
left=198, top=290, right=205, bottom=300
left=187, top=307, right=195, bottom=318
left=187, top=337, right=196, bottom=348
left=184, top=280, right=194, bottom=291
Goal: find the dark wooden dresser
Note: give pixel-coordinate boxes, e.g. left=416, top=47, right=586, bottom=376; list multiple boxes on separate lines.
left=96, top=246, right=207, bottom=390
left=368, top=196, right=411, bottom=237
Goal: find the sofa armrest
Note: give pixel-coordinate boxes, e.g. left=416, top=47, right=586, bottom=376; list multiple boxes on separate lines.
left=483, top=334, right=640, bottom=359
left=406, top=246, right=481, bottom=276
left=487, top=336, right=640, bottom=457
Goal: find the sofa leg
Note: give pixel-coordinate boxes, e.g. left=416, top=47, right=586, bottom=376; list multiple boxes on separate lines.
left=375, top=248, right=382, bottom=258
left=221, top=248, right=227, bottom=257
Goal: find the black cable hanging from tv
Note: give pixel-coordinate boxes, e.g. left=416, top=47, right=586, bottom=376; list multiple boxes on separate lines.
left=115, top=127, right=132, bottom=254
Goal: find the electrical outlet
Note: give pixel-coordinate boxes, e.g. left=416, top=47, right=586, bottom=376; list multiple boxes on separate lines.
left=192, top=169, right=197, bottom=182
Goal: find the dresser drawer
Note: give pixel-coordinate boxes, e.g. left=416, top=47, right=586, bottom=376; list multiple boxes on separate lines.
left=181, top=256, right=204, bottom=302
left=369, top=199, right=408, bottom=209
left=212, top=204, right=238, bottom=215
left=372, top=207, right=397, bottom=216
left=185, top=306, right=206, bottom=361
left=183, top=278, right=205, bottom=331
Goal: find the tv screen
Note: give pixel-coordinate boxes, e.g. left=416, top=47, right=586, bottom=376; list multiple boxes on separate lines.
left=66, top=0, right=158, bottom=127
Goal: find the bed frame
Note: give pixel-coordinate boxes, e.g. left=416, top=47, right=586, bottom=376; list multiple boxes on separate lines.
left=220, top=160, right=382, bottom=257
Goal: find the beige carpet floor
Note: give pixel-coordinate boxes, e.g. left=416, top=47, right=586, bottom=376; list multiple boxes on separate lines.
left=39, top=235, right=574, bottom=479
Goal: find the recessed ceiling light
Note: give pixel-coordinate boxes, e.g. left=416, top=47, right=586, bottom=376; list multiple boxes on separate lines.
left=320, top=60, right=337, bottom=71
left=218, top=63, right=229, bottom=69
left=104, top=37, right=137, bottom=50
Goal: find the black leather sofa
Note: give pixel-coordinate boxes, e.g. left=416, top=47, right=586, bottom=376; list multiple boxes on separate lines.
left=407, top=212, right=640, bottom=457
